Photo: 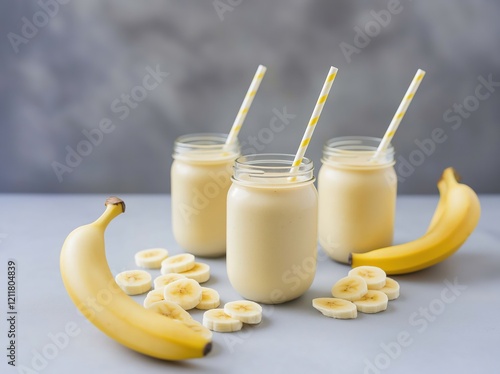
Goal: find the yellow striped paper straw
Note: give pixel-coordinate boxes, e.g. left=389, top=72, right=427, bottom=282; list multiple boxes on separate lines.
left=290, top=66, right=338, bottom=176
left=372, top=69, right=426, bottom=161
left=225, top=64, right=267, bottom=145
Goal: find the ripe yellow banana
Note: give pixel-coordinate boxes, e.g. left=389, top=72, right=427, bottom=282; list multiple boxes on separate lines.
left=60, top=197, right=212, bottom=360
left=350, top=168, right=481, bottom=275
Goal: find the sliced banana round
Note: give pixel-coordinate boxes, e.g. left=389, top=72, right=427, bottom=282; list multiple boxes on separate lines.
left=161, top=254, right=195, bottom=274
left=115, top=270, right=152, bottom=295
left=196, top=287, right=221, bottom=310
left=379, top=277, right=400, bottom=300
left=312, top=298, right=357, bottom=319
left=179, top=262, right=210, bottom=283
left=224, top=300, right=262, bottom=324
left=353, top=290, right=388, bottom=313
left=202, top=309, right=243, bottom=332
left=143, top=288, right=165, bottom=308
left=348, top=266, right=387, bottom=290
left=163, top=279, right=202, bottom=310
left=146, top=300, right=193, bottom=323
left=134, top=248, right=169, bottom=269
left=153, top=273, right=187, bottom=289
left=331, top=275, right=368, bottom=301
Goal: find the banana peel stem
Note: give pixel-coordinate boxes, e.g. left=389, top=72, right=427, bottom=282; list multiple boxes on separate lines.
left=441, top=167, right=460, bottom=185
left=94, top=197, right=125, bottom=228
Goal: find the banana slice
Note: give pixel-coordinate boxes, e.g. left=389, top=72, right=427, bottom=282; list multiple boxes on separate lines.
left=182, top=319, right=213, bottom=340
left=146, top=300, right=193, bottom=323
left=353, top=290, right=388, bottom=313
left=179, top=262, right=210, bottom=283
left=331, top=276, right=368, bottom=301
left=196, top=287, right=221, bottom=310
left=202, top=309, right=243, bottom=332
left=379, top=277, right=400, bottom=300
left=224, top=300, right=262, bottom=324
left=143, top=288, right=165, bottom=308
left=163, top=279, right=202, bottom=310
left=134, top=248, right=169, bottom=269
left=161, top=254, right=195, bottom=274
left=312, top=298, right=357, bottom=319
left=154, top=273, right=187, bottom=289
left=348, top=266, right=387, bottom=290
left=115, top=270, right=152, bottom=295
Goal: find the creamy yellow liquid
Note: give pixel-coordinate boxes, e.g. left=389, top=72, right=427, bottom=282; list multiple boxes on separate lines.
left=171, top=153, right=236, bottom=257
left=318, top=163, right=397, bottom=263
left=227, top=181, right=318, bottom=304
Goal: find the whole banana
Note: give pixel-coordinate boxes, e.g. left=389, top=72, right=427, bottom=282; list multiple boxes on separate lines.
left=60, top=197, right=212, bottom=360
left=350, top=168, right=481, bottom=275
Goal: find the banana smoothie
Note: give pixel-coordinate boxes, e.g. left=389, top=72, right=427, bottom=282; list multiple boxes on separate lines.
left=318, top=136, right=397, bottom=263
left=226, top=154, right=318, bottom=304
left=171, top=133, right=239, bottom=257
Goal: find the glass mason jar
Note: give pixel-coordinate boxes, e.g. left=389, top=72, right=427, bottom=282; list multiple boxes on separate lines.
left=318, top=136, right=397, bottom=264
left=227, top=154, right=318, bottom=304
left=171, top=133, right=240, bottom=257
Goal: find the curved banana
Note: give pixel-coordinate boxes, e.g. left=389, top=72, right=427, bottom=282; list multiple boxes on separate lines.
left=60, top=197, right=212, bottom=360
left=350, top=168, right=481, bottom=275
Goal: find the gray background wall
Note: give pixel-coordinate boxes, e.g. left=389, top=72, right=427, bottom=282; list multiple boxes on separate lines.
left=1, top=0, right=499, bottom=194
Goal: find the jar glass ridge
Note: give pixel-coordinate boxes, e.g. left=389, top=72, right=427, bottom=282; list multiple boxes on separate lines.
left=321, top=136, right=395, bottom=167
left=232, top=153, right=314, bottom=185
left=173, top=133, right=239, bottom=161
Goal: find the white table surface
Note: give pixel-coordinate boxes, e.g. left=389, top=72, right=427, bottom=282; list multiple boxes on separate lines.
left=1, top=194, right=499, bottom=374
